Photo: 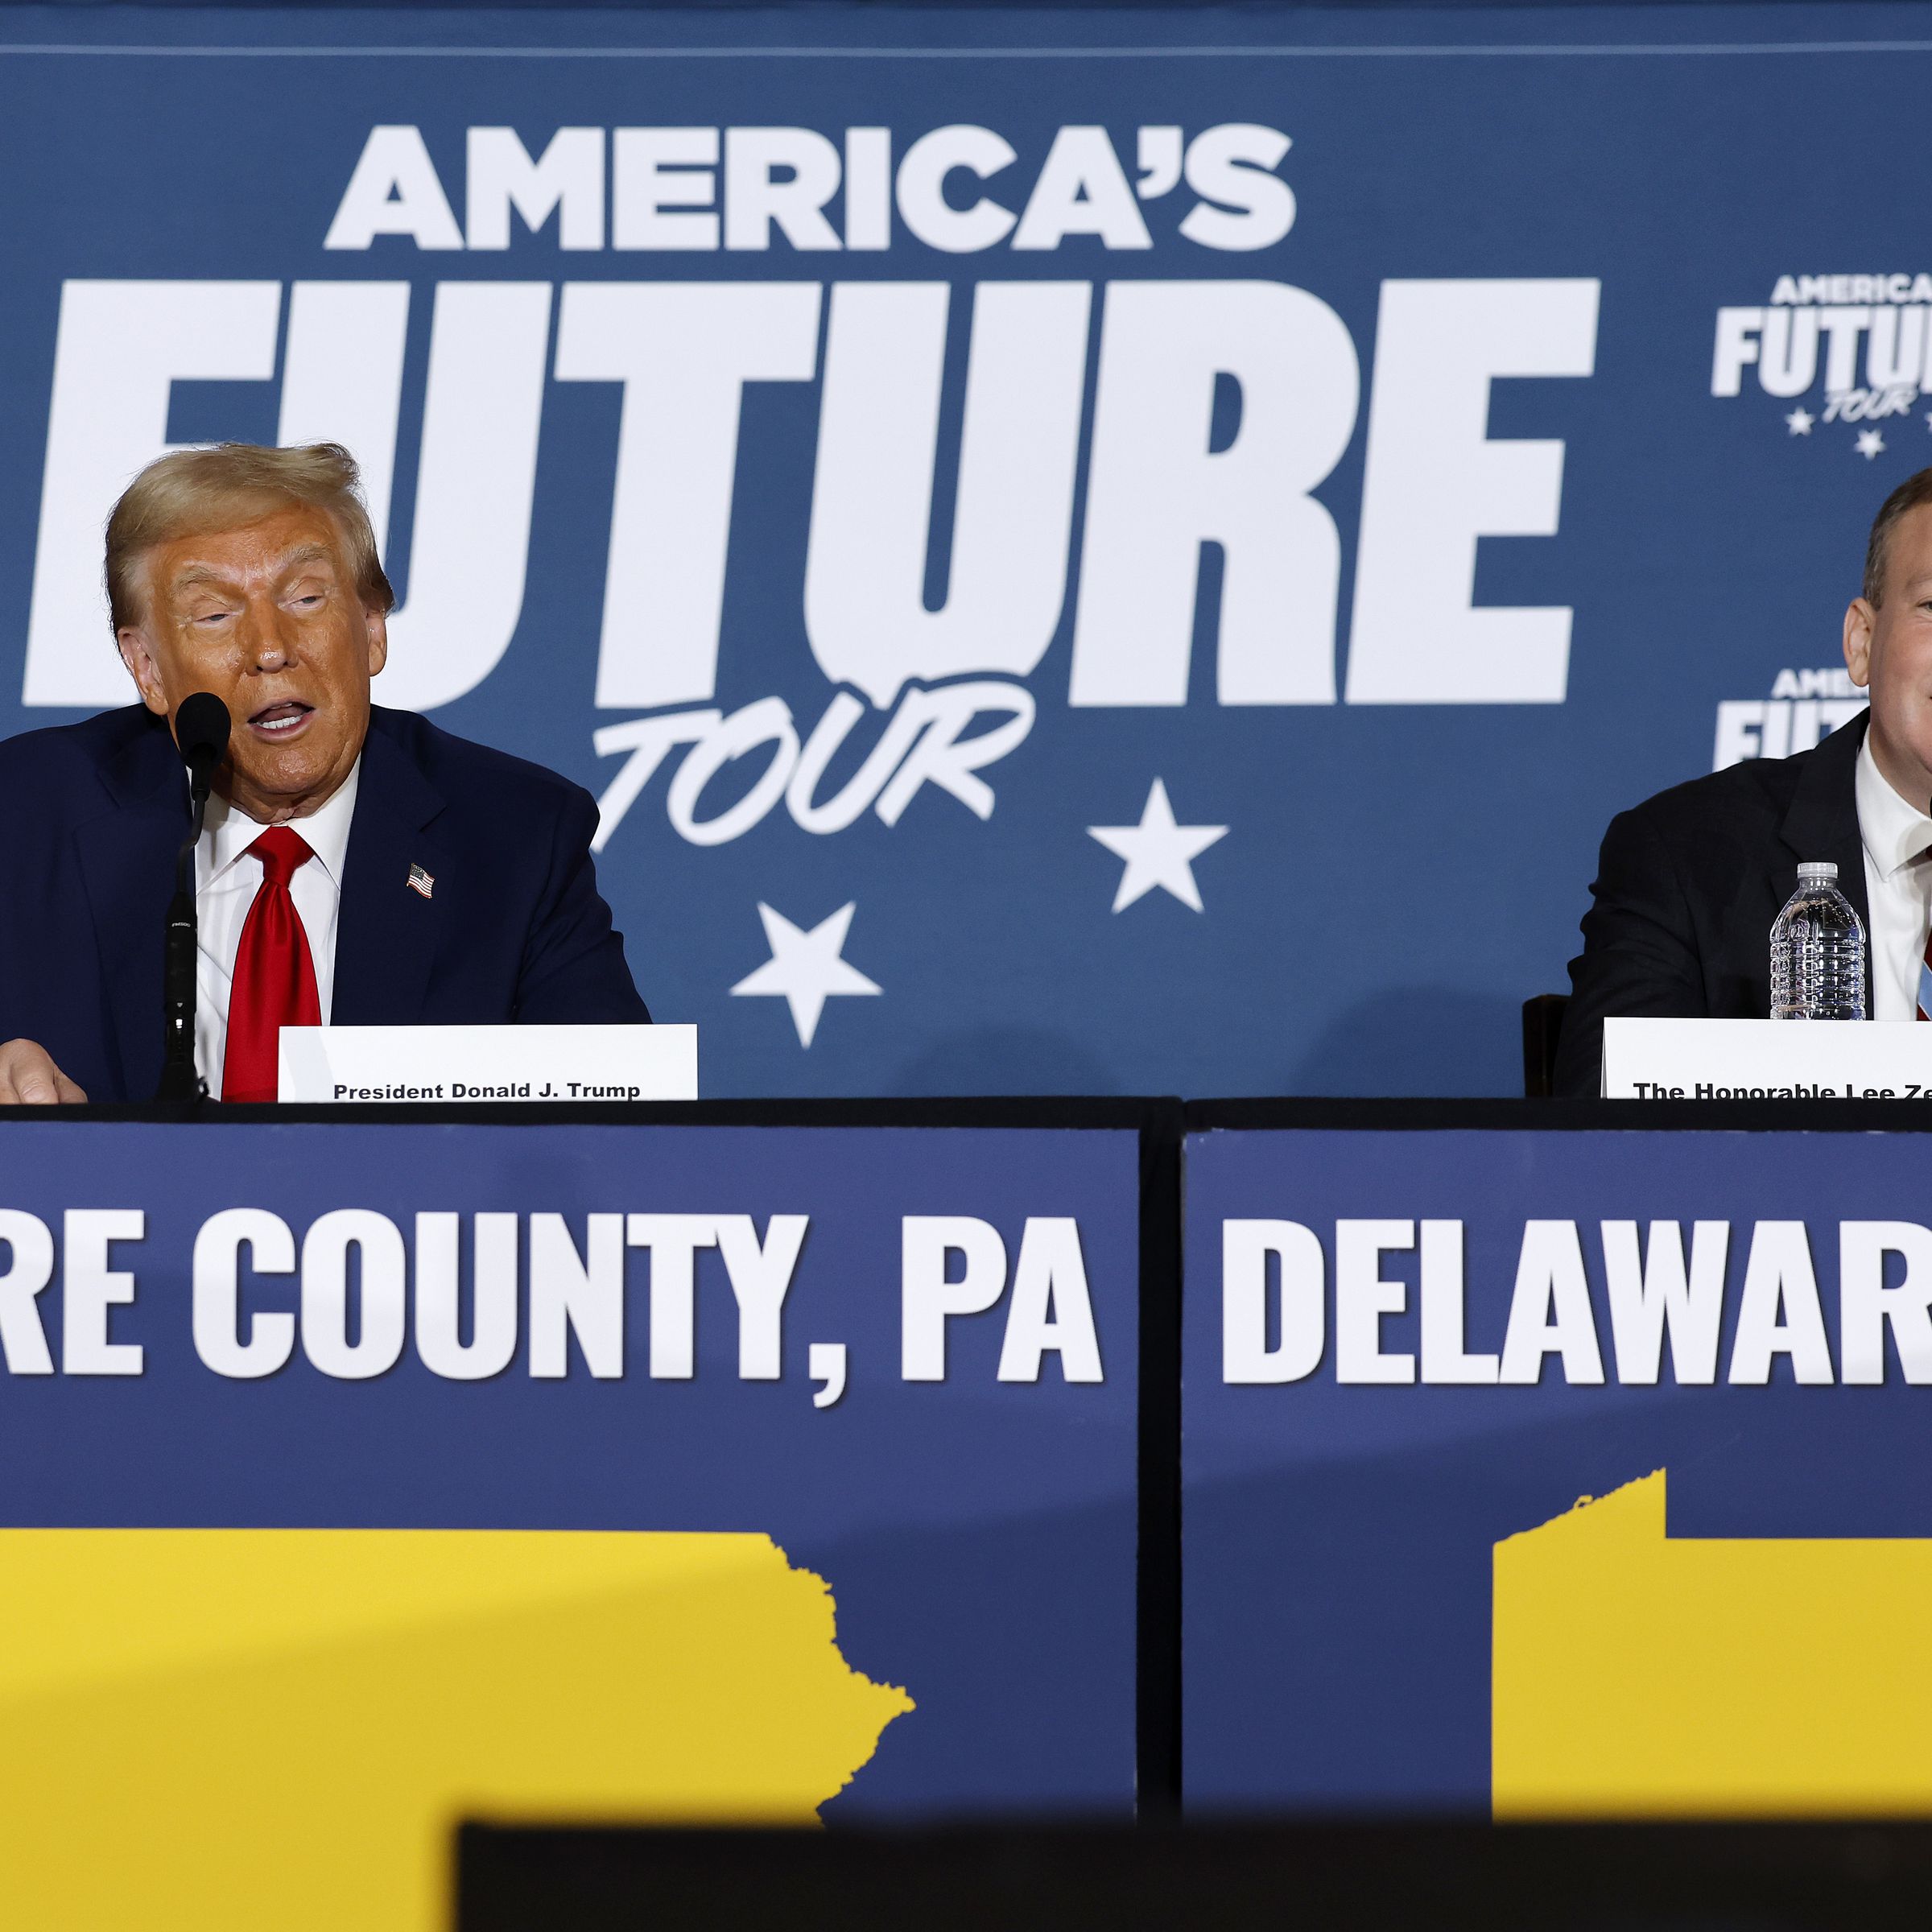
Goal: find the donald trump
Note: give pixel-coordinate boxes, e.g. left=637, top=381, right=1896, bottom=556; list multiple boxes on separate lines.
left=0, top=441, right=648, bottom=1103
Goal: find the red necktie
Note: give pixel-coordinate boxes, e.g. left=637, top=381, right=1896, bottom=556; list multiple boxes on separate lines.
left=221, top=826, right=320, bottom=1103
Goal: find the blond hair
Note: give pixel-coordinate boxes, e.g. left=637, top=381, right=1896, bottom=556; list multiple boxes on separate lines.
left=104, top=441, right=394, bottom=636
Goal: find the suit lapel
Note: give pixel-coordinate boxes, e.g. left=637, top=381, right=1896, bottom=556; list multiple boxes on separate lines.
left=72, top=718, right=191, bottom=1100
left=332, top=723, right=448, bottom=1025
left=1778, top=710, right=1872, bottom=935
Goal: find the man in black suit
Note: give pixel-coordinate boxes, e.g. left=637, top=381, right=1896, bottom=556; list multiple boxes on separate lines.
left=0, top=441, right=647, bottom=1104
left=1556, top=468, right=1932, bottom=1095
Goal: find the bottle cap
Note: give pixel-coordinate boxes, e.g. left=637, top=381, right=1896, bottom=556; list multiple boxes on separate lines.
left=1797, top=861, right=1839, bottom=882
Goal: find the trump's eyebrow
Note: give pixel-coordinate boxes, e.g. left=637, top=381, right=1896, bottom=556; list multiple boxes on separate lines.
left=167, top=543, right=336, bottom=594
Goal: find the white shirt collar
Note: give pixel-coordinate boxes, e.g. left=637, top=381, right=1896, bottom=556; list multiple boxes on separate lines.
left=1856, top=733, right=1932, bottom=880
left=201, top=757, right=361, bottom=889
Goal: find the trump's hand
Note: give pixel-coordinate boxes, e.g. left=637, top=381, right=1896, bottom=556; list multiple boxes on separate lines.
left=0, top=1040, right=86, bottom=1105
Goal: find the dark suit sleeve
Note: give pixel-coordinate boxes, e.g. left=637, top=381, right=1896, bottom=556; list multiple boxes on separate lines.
left=512, top=786, right=651, bottom=1024
left=1552, top=804, right=1705, bottom=1096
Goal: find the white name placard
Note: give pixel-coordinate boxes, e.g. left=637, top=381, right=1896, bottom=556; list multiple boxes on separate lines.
left=277, top=1024, right=697, bottom=1104
left=1601, top=1016, right=1932, bottom=1100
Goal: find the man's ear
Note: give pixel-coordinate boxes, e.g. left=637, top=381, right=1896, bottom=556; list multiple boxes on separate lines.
left=115, top=627, right=170, bottom=716
left=363, top=607, right=388, bottom=678
left=1844, top=598, right=1876, bottom=689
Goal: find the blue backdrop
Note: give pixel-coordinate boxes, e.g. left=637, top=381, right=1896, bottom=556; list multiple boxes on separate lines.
left=0, top=3, right=1908, bottom=1095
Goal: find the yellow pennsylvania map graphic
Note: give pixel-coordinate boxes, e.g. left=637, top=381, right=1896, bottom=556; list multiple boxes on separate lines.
left=1496, top=1469, right=1932, bottom=1815
left=0, top=1528, right=912, bottom=1930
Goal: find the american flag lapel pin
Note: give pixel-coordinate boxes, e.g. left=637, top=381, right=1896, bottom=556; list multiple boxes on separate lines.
left=407, top=863, right=435, bottom=900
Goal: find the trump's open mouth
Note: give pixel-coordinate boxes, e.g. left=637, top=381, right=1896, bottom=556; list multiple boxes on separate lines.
left=247, top=700, right=314, bottom=741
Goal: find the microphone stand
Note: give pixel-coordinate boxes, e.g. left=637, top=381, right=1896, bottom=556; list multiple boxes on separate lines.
left=155, top=768, right=213, bottom=1104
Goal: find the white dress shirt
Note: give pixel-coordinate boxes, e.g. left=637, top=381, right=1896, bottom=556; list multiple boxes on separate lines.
left=1855, top=735, right=1932, bottom=1021
left=194, top=761, right=360, bottom=1088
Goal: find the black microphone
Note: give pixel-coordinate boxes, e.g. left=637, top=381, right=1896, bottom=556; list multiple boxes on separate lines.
left=155, top=694, right=231, bottom=1103
left=174, top=691, right=229, bottom=806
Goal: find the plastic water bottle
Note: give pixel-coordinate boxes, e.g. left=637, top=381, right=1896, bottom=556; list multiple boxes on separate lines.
left=1770, top=861, right=1867, bottom=1020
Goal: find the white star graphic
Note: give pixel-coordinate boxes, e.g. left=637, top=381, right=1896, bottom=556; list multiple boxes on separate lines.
left=1857, top=427, right=1887, bottom=459
left=1785, top=407, right=1814, bottom=436
left=731, top=902, right=881, bottom=1048
left=1088, top=778, right=1228, bottom=914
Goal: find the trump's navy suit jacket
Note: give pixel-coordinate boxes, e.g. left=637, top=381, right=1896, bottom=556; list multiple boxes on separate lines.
left=0, top=704, right=650, bottom=1101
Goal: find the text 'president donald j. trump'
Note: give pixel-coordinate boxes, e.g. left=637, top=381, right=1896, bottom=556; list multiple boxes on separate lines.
left=0, top=440, right=650, bottom=1104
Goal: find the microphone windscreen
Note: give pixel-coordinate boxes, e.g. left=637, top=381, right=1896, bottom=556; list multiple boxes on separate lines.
left=174, top=692, right=230, bottom=774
